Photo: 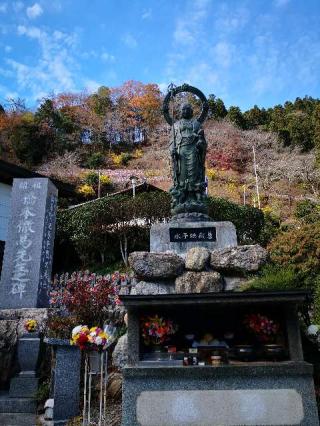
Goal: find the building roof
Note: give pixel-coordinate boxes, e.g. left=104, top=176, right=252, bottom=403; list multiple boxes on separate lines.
left=0, top=159, right=76, bottom=198
left=68, top=181, right=164, bottom=209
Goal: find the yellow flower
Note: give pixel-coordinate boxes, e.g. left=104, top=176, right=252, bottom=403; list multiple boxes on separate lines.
left=77, top=184, right=95, bottom=197
left=100, top=175, right=112, bottom=186
left=90, top=326, right=98, bottom=332
left=111, top=153, right=124, bottom=166
left=207, top=168, right=217, bottom=181
left=134, top=149, right=143, bottom=159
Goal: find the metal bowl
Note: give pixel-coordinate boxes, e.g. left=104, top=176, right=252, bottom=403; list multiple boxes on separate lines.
left=233, top=345, right=255, bottom=361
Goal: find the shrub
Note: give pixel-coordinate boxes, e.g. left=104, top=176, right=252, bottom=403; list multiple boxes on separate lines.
left=45, top=315, right=78, bottom=339
left=76, top=184, right=95, bottom=198
left=56, top=193, right=265, bottom=267
left=133, top=149, right=143, bottom=159
left=85, top=152, right=105, bottom=169
left=111, top=152, right=132, bottom=166
left=314, top=278, right=320, bottom=324
left=258, top=210, right=281, bottom=246
left=49, top=271, right=127, bottom=326
left=83, top=171, right=111, bottom=187
left=242, top=265, right=301, bottom=292
left=100, top=174, right=112, bottom=186
left=269, top=223, right=320, bottom=278
left=295, top=200, right=320, bottom=224
left=207, top=197, right=264, bottom=244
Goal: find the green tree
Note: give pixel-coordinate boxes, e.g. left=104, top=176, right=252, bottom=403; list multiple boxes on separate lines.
left=287, top=111, right=313, bottom=151
left=208, top=94, right=227, bottom=119
left=10, top=113, right=47, bottom=165
left=88, top=86, right=112, bottom=116
left=35, top=98, right=78, bottom=155
left=313, top=104, right=320, bottom=166
left=227, top=106, right=247, bottom=129
left=244, top=105, right=270, bottom=129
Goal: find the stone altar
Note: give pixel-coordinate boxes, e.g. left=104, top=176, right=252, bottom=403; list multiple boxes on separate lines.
left=121, top=291, right=319, bottom=426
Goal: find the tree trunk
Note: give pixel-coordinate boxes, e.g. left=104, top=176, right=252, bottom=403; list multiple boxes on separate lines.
left=120, top=235, right=129, bottom=266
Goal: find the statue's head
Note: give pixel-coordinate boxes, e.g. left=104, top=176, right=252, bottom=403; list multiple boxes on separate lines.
left=181, top=103, right=193, bottom=119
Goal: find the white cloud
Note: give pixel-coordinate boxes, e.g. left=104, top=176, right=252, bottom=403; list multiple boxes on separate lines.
left=4, top=45, right=12, bottom=52
left=141, top=8, right=151, bottom=20
left=157, top=82, right=169, bottom=94
left=84, top=79, right=101, bottom=93
left=214, top=6, right=249, bottom=34
left=101, top=52, right=115, bottom=62
left=26, top=3, right=43, bottom=19
left=9, top=24, right=79, bottom=101
left=213, top=41, right=234, bottom=68
left=122, top=33, right=137, bottom=48
left=173, top=0, right=210, bottom=46
left=0, top=3, right=7, bottom=13
left=18, top=25, right=42, bottom=39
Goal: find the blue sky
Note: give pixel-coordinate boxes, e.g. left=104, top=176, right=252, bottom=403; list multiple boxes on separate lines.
left=0, top=0, right=319, bottom=110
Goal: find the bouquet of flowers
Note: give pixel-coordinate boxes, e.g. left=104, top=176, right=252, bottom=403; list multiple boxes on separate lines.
left=307, top=324, right=320, bottom=348
left=70, top=325, right=109, bottom=351
left=24, top=319, right=37, bottom=333
left=244, top=314, right=280, bottom=342
left=141, top=315, right=178, bottom=346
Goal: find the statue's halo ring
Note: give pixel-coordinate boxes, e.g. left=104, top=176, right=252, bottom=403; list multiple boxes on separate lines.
left=162, top=83, right=209, bottom=126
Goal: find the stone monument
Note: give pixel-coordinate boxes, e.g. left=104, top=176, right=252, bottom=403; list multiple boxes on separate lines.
left=151, top=84, right=237, bottom=257
left=0, top=178, right=58, bottom=309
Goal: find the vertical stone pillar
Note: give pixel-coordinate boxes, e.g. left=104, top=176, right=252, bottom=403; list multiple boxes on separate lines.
left=53, top=342, right=81, bottom=425
left=0, top=178, right=58, bottom=309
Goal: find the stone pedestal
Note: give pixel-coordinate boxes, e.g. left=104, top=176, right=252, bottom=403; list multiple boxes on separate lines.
left=150, top=221, right=237, bottom=257
left=123, top=363, right=318, bottom=426
left=45, top=338, right=81, bottom=426
left=9, top=333, right=40, bottom=398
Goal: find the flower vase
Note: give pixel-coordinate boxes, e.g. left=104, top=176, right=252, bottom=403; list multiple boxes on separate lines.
left=18, top=332, right=40, bottom=375
left=150, top=344, right=164, bottom=354
left=88, top=350, right=102, bottom=374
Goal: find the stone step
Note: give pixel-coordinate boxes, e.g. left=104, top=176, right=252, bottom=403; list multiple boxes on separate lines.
left=0, top=413, right=36, bottom=425
left=0, top=392, right=36, bottom=413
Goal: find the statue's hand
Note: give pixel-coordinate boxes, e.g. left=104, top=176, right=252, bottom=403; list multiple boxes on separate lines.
left=196, top=139, right=203, bottom=150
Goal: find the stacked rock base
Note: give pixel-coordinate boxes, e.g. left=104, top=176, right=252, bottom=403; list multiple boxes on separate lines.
left=128, top=244, right=268, bottom=295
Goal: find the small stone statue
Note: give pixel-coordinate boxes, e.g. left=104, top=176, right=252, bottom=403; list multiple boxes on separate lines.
left=163, top=84, right=209, bottom=218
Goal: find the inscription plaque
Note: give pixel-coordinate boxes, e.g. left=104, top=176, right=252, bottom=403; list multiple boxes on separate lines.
left=169, top=227, right=216, bottom=243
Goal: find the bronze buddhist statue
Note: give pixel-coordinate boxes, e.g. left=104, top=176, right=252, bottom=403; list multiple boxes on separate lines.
left=163, top=84, right=209, bottom=218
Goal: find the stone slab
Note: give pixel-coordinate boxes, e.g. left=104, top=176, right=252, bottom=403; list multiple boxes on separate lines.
left=0, top=413, right=36, bottom=425
left=122, top=362, right=319, bottom=426
left=9, top=376, right=39, bottom=398
left=150, top=221, right=237, bottom=257
left=137, top=389, right=304, bottom=425
left=0, top=393, right=36, bottom=413
left=53, top=343, right=81, bottom=423
left=0, top=178, right=58, bottom=309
